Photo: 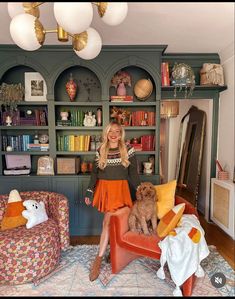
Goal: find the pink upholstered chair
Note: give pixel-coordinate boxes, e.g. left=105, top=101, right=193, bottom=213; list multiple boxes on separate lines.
left=109, top=195, right=199, bottom=296
left=0, top=191, right=70, bottom=285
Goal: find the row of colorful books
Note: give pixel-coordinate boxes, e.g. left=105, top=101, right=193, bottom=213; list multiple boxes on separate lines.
left=0, top=108, right=48, bottom=126
left=2, top=135, right=49, bottom=152
left=57, top=135, right=91, bottom=152
left=131, top=111, right=156, bottom=126
left=130, top=135, right=155, bottom=151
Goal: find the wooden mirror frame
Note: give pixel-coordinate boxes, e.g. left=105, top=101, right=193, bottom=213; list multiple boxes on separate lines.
left=175, top=105, right=206, bottom=207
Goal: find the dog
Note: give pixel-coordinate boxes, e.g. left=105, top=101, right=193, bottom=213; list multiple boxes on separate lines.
left=128, top=182, right=157, bottom=235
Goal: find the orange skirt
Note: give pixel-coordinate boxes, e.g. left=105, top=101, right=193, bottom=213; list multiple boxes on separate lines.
left=93, top=179, right=133, bottom=213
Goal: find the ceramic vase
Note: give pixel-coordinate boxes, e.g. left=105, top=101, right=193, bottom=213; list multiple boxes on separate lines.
left=116, top=82, right=126, bottom=96
left=66, top=73, right=77, bottom=102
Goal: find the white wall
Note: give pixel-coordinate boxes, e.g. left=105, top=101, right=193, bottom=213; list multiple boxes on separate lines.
left=218, top=42, right=235, bottom=180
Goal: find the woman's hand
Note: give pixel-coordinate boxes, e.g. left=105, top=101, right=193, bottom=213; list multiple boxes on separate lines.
left=85, top=197, right=92, bottom=205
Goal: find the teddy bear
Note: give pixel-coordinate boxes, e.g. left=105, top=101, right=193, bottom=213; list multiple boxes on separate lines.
left=22, top=200, right=48, bottom=229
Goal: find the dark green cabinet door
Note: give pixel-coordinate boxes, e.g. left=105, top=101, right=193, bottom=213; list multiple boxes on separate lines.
left=21, top=177, right=51, bottom=191
left=78, top=176, right=103, bottom=236
left=0, top=177, right=22, bottom=194
left=52, top=176, right=79, bottom=236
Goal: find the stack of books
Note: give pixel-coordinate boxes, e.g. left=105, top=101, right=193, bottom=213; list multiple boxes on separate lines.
left=110, top=95, right=133, bottom=102
left=28, top=143, right=49, bottom=151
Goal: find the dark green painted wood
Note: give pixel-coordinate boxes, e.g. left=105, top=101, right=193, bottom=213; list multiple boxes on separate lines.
left=0, top=44, right=227, bottom=236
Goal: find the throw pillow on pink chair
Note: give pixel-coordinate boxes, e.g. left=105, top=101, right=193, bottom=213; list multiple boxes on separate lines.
left=0, top=191, right=70, bottom=285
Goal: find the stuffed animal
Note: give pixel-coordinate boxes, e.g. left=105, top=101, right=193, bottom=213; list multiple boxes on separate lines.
left=22, top=200, right=48, bottom=229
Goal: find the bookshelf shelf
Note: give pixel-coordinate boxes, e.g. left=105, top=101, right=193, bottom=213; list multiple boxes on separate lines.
left=1, top=151, right=50, bottom=155
left=0, top=126, right=48, bottom=130
left=55, top=126, right=103, bottom=130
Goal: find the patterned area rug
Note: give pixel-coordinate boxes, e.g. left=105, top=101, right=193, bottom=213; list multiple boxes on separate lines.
left=0, top=245, right=234, bottom=296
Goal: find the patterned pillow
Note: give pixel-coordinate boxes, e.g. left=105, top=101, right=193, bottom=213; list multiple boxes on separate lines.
left=157, top=203, right=185, bottom=238
left=154, top=180, right=176, bottom=219
left=0, top=189, right=27, bottom=231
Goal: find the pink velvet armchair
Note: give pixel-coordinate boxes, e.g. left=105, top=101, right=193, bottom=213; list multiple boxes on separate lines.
left=0, top=191, right=70, bottom=285
left=109, top=195, right=199, bottom=296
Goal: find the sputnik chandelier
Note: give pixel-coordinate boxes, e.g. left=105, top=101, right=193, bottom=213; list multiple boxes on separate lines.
left=8, top=2, right=128, bottom=60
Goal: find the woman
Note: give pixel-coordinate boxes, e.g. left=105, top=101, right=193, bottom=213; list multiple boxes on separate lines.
left=84, top=121, right=141, bottom=281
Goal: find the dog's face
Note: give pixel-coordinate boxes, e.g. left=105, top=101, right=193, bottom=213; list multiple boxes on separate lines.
left=136, top=182, right=156, bottom=202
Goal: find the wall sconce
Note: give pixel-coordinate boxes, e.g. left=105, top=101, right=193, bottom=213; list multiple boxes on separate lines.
left=160, top=100, right=179, bottom=119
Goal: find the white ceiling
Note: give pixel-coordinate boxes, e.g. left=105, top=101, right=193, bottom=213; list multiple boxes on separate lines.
left=0, top=2, right=234, bottom=54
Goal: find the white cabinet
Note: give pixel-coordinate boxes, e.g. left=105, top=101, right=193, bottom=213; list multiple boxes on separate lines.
left=210, top=178, right=235, bottom=239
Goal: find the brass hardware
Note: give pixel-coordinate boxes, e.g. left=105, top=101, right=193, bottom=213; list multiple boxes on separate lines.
left=72, top=31, right=88, bottom=51
left=34, top=18, right=45, bottom=45
left=96, top=2, right=108, bottom=18
left=57, top=25, right=69, bottom=42
left=22, top=2, right=40, bottom=18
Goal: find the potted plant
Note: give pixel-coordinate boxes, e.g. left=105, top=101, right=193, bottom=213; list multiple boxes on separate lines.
left=0, top=82, right=24, bottom=125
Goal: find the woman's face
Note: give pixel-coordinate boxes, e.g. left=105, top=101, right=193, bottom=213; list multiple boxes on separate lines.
left=107, top=124, right=121, bottom=146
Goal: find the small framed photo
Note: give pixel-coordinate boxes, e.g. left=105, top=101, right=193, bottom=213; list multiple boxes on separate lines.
left=37, top=156, right=54, bottom=175
left=25, top=72, right=47, bottom=101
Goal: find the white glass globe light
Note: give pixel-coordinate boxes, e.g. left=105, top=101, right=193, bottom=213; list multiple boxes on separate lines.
left=10, top=14, right=43, bottom=51
left=54, top=2, right=93, bottom=35
left=101, top=2, right=128, bottom=26
left=8, top=2, right=25, bottom=19
left=74, top=28, right=102, bottom=60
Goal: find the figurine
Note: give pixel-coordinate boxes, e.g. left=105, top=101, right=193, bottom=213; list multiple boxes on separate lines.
left=83, top=111, right=96, bottom=127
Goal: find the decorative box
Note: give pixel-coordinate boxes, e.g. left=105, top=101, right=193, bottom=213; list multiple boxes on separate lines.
left=56, top=157, right=80, bottom=174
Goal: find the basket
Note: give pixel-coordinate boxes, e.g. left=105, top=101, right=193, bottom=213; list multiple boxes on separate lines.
left=218, top=171, right=229, bottom=180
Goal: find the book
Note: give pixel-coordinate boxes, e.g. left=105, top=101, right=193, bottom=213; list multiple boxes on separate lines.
left=110, top=95, right=133, bottom=102
left=161, top=62, right=170, bottom=86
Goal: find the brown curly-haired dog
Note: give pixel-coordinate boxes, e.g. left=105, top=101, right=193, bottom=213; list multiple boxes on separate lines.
left=128, top=182, right=157, bottom=235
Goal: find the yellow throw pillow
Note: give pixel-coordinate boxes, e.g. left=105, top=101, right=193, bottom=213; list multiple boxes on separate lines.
left=1, top=189, right=27, bottom=231
left=157, top=203, right=185, bottom=238
left=155, top=180, right=176, bottom=219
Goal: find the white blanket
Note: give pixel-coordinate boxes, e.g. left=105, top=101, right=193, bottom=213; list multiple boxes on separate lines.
left=157, top=214, right=210, bottom=296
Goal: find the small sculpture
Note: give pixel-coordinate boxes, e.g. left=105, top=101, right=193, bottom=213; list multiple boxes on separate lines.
left=171, top=63, right=195, bottom=98
left=65, top=73, right=77, bottom=102
left=83, top=111, right=96, bottom=127
left=200, top=63, right=224, bottom=86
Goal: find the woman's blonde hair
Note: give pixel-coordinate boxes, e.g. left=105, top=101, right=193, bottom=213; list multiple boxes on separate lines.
left=98, top=121, right=130, bottom=169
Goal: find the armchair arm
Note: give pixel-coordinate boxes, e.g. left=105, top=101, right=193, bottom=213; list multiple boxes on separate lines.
left=110, top=207, right=131, bottom=241
left=48, top=192, right=70, bottom=251
left=175, top=195, right=199, bottom=218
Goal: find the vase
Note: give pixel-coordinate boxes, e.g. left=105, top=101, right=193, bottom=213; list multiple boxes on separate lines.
left=116, top=82, right=126, bottom=96
left=66, top=73, right=77, bottom=102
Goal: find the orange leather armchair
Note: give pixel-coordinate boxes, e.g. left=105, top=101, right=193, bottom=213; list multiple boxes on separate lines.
left=110, top=195, right=199, bottom=296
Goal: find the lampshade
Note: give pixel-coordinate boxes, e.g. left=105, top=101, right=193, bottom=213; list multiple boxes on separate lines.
left=8, top=2, right=24, bottom=18
left=160, top=101, right=179, bottom=118
left=73, top=28, right=102, bottom=60
left=10, top=13, right=44, bottom=51
left=101, top=2, right=128, bottom=26
left=54, top=2, right=93, bottom=35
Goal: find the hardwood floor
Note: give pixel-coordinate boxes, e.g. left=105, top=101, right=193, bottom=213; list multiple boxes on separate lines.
left=70, top=214, right=235, bottom=270
left=199, top=213, right=235, bottom=270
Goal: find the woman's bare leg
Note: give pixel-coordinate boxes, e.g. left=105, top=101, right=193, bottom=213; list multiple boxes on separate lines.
left=98, top=212, right=112, bottom=257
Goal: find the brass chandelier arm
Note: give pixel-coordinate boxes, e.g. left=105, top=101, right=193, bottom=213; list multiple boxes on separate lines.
left=22, top=2, right=45, bottom=18
left=72, top=32, right=88, bottom=52
left=92, top=2, right=108, bottom=18
left=43, top=26, right=69, bottom=42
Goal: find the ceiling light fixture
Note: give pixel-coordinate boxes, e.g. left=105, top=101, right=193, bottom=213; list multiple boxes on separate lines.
left=8, top=2, right=128, bottom=60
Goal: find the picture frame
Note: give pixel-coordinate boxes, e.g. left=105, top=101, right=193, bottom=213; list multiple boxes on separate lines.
left=24, top=72, right=47, bottom=101
left=37, top=156, right=54, bottom=175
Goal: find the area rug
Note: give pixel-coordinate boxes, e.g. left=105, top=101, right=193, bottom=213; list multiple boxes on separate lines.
left=0, top=245, right=234, bottom=296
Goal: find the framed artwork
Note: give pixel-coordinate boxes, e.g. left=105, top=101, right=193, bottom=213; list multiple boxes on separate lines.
left=37, top=156, right=54, bottom=175
left=24, top=72, right=47, bottom=101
